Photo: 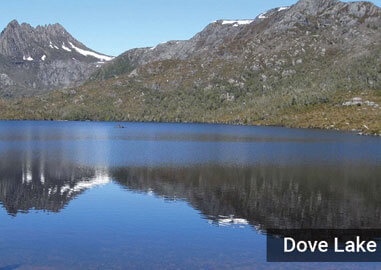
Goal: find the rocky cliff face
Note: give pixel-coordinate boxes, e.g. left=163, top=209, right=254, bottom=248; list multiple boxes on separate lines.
left=0, top=20, right=113, bottom=97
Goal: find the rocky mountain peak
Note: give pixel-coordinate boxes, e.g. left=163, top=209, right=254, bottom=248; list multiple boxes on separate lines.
left=266, top=0, right=381, bottom=33
left=291, top=0, right=380, bottom=17
left=0, top=20, right=114, bottom=97
left=3, top=20, right=65, bottom=34
left=292, top=0, right=338, bottom=14
left=0, top=20, right=113, bottom=61
left=5, top=19, right=20, bottom=29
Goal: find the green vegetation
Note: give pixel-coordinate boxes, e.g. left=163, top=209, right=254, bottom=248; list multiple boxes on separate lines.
left=0, top=79, right=379, bottom=135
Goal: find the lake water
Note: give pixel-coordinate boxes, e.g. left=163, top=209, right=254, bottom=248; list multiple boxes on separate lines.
left=0, top=121, right=380, bottom=269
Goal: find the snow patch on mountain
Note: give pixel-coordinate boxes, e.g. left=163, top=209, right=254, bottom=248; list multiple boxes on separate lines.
left=278, top=6, right=290, bottom=11
left=258, top=12, right=268, bottom=19
left=62, top=43, right=72, bottom=52
left=221, top=20, right=254, bottom=25
left=69, top=42, right=114, bottom=61
left=258, top=6, right=290, bottom=19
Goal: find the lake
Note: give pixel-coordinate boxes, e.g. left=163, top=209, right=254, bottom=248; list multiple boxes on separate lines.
left=0, top=120, right=380, bottom=269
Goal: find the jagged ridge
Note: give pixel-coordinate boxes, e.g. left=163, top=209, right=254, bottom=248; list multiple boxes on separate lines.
left=0, top=20, right=114, bottom=97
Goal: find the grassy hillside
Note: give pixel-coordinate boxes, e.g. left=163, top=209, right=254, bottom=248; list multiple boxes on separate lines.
left=0, top=78, right=379, bottom=135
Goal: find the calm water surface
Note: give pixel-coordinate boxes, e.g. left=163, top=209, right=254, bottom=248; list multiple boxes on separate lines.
left=0, top=121, right=381, bottom=269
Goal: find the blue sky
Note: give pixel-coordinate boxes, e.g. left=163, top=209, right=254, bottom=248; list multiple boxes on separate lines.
left=1, top=0, right=380, bottom=56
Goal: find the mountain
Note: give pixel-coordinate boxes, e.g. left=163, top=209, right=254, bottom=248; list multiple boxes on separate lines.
left=94, top=0, right=380, bottom=88
left=0, top=20, right=113, bottom=97
left=0, top=0, right=380, bottom=134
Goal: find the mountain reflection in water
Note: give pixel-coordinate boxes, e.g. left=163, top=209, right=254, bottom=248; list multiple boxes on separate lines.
left=1, top=151, right=381, bottom=230
left=0, top=153, right=110, bottom=215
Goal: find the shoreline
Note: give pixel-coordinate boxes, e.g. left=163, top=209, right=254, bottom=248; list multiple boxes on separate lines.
left=1, top=118, right=380, bottom=137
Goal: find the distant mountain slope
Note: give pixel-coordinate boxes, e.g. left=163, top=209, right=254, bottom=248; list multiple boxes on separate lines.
left=93, top=0, right=380, bottom=88
left=0, top=20, right=113, bottom=97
